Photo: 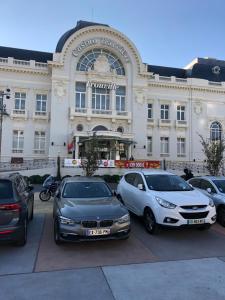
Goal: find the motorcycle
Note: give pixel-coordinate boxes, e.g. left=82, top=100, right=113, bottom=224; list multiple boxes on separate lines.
left=39, top=175, right=60, bottom=201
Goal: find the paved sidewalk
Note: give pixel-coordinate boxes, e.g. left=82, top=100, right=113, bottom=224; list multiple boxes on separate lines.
left=1, top=193, right=225, bottom=299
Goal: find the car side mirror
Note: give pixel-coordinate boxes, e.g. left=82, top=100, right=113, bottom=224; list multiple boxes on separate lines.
left=138, top=183, right=145, bottom=191
left=206, top=188, right=212, bottom=194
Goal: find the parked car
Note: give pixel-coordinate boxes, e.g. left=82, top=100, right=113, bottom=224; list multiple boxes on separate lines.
left=0, top=173, right=34, bottom=246
left=188, top=176, right=225, bottom=226
left=116, top=170, right=216, bottom=234
left=53, top=177, right=130, bottom=244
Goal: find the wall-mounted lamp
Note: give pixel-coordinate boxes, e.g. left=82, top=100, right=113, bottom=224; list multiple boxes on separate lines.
left=64, top=142, right=66, bottom=146
left=143, top=145, right=146, bottom=149
left=133, top=145, right=136, bottom=149
left=51, top=142, right=54, bottom=146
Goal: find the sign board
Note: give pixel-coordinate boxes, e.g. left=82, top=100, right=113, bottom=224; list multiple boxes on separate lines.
left=64, top=159, right=160, bottom=169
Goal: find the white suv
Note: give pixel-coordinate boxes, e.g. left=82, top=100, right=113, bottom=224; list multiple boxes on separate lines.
left=117, top=170, right=216, bottom=234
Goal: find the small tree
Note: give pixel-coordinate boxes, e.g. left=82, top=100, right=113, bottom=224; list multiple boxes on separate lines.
left=81, top=134, right=99, bottom=176
left=199, top=134, right=225, bottom=176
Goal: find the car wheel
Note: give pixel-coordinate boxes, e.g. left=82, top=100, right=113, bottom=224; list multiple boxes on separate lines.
left=144, top=208, right=159, bottom=234
left=54, top=219, right=62, bottom=245
left=16, top=218, right=27, bottom=246
left=218, top=207, right=225, bottom=227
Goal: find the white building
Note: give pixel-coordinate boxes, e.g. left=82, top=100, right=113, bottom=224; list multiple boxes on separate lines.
left=0, top=20, right=225, bottom=163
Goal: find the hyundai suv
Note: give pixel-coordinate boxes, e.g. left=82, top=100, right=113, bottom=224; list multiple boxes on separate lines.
left=117, top=170, right=216, bottom=234
left=0, top=173, right=34, bottom=246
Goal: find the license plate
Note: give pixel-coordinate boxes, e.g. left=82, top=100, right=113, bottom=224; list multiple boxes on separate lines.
left=87, top=229, right=110, bottom=236
left=187, top=219, right=205, bottom=225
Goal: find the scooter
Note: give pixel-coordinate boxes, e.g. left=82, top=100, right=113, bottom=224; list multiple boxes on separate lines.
left=39, top=175, right=59, bottom=201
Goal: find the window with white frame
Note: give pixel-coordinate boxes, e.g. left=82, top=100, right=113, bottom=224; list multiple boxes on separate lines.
left=147, top=136, right=152, bottom=155
left=116, top=86, right=126, bottom=111
left=75, top=82, right=86, bottom=109
left=210, top=121, right=222, bottom=141
left=148, top=103, right=153, bottom=119
left=92, top=87, right=110, bottom=111
left=177, top=137, right=186, bottom=156
left=177, top=105, right=185, bottom=121
left=12, top=130, right=24, bottom=153
left=36, top=94, right=47, bottom=114
left=160, top=137, right=169, bottom=155
left=34, top=131, right=46, bottom=154
left=14, top=92, right=26, bottom=112
left=160, top=104, right=169, bottom=119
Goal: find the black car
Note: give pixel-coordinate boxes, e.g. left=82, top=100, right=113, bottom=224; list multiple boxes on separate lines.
left=0, top=173, right=34, bottom=246
left=53, top=177, right=130, bottom=244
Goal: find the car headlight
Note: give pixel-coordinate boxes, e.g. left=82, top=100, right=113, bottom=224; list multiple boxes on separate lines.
left=59, top=216, right=77, bottom=225
left=155, top=197, right=176, bottom=209
left=209, top=198, right=215, bottom=207
left=117, top=213, right=130, bottom=224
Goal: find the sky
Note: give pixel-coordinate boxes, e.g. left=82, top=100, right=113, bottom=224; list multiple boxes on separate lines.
left=0, top=0, right=225, bottom=68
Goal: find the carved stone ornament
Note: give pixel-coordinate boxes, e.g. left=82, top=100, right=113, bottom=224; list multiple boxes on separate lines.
left=135, top=90, right=145, bottom=104
left=93, top=54, right=111, bottom=73
left=54, top=82, right=67, bottom=99
left=194, top=103, right=202, bottom=115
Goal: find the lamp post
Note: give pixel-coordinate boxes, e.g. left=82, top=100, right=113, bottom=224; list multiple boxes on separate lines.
left=0, top=89, right=10, bottom=162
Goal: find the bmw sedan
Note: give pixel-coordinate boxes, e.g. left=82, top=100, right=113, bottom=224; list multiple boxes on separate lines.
left=117, top=170, right=216, bottom=234
left=53, top=177, right=130, bottom=244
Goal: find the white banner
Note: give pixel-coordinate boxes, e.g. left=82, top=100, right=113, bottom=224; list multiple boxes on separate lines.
left=64, top=159, right=115, bottom=168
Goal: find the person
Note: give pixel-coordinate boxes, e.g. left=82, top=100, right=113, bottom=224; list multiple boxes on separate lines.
left=181, top=168, right=194, bottom=181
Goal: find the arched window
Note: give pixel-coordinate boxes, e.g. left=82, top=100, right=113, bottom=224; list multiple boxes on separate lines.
left=210, top=121, right=222, bottom=141
left=92, top=125, right=108, bottom=131
left=76, top=49, right=125, bottom=75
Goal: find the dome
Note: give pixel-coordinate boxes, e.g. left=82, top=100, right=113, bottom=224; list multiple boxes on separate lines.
left=55, top=20, right=109, bottom=53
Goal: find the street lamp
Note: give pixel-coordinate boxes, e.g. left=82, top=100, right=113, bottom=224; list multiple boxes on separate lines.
left=0, top=89, right=10, bottom=162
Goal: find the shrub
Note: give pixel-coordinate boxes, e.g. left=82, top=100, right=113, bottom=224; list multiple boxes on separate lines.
left=28, top=175, right=43, bottom=184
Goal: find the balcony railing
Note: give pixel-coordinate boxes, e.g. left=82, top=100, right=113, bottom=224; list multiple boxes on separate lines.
left=75, top=108, right=87, bottom=113
left=92, top=109, right=112, bottom=115
left=11, top=109, right=28, bottom=119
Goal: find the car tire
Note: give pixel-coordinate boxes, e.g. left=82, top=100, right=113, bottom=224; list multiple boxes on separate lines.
left=144, top=208, right=159, bottom=234
left=16, top=218, right=27, bottom=247
left=54, top=219, right=62, bottom=245
left=218, top=207, right=225, bottom=227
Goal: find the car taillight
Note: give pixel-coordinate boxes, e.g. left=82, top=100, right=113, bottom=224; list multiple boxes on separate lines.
left=0, top=203, right=21, bottom=211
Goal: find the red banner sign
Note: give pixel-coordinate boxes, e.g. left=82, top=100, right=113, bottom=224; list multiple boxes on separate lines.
left=115, top=160, right=160, bottom=169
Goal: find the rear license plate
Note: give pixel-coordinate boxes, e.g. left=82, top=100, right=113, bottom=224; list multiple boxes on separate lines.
left=187, top=219, right=205, bottom=225
left=87, top=229, right=110, bottom=236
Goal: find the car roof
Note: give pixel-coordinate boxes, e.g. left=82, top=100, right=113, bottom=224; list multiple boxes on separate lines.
left=0, top=172, right=21, bottom=181
left=124, top=169, right=174, bottom=176
left=63, top=176, right=105, bottom=183
left=193, top=176, right=225, bottom=181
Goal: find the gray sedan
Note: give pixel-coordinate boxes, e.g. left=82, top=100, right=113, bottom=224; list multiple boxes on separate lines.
left=53, top=177, right=130, bottom=244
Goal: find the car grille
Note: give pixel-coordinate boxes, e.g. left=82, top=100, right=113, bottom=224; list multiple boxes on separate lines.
left=180, top=205, right=207, bottom=210
left=179, top=211, right=209, bottom=219
left=82, top=220, right=114, bottom=228
left=82, top=221, right=97, bottom=228
left=100, top=220, right=113, bottom=227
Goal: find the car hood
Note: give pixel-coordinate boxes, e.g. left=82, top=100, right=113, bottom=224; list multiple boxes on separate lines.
left=150, top=189, right=210, bottom=206
left=59, top=196, right=128, bottom=219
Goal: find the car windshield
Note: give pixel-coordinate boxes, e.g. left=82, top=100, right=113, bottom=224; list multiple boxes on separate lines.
left=144, top=175, right=193, bottom=191
left=62, top=182, right=113, bottom=198
left=0, top=180, right=13, bottom=201
left=213, top=180, right=225, bottom=193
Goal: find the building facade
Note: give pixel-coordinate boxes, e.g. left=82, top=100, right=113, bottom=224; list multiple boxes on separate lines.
left=0, top=20, right=225, bottom=163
